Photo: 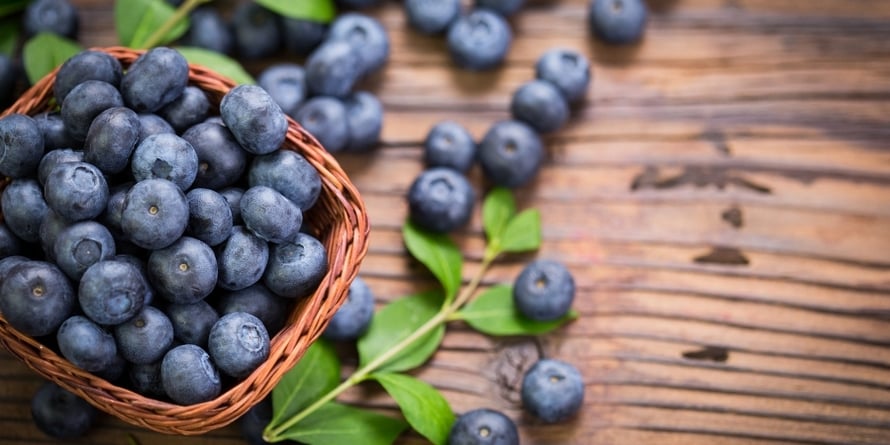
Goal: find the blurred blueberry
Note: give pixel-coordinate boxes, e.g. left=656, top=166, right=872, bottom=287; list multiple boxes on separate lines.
left=78, top=260, right=147, bottom=325
left=57, top=315, right=118, bottom=371
left=24, top=0, right=79, bottom=38
left=221, top=84, right=288, bottom=155
left=510, top=80, right=569, bottom=133
left=305, top=40, right=362, bottom=98
left=31, top=382, right=96, bottom=439
left=475, top=0, right=525, bottom=17
left=241, top=185, right=302, bottom=244
left=423, top=121, right=476, bottom=173
left=447, top=408, right=518, bottom=445
left=588, top=0, right=647, bottom=45
left=323, top=276, right=374, bottom=341
left=513, top=259, right=575, bottom=321
left=216, top=225, right=269, bottom=292
left=263, top=232, right=328, bottom=298
left=328, top=13, right=389, bottom=76
left=44, top=161, right=109, bottom=222
left=54, top=50, right=122, bottom=104
left=218, top=284, right=288, bottom=335
left=61, top=80, right=124, bottom=142
left=182, top=122, right=247, bottom=190
left=0, top=113, right=44, bottom=178
left=137, top=113, right=176, bottom=143
left=209, top=312, right=270, bottom=378
left=447, top=10, right=512, bottom=70
left=1, top=178, right=49, bottom=243
left=186, top=188, right=233, bottom=247
left=337, top=0, right=381, bottom=8
left=131, top=133, right=199, bottom=190
left=121, top=47, right=189, bottom=113
left=0, top=260, right=75, bottom=337
left=53, top=221, right=116, bottom=281
left=166, top=300, right=219, bottom=347
left=344, top=91, right=383, bottom=152
left=295, top=96, right=349, bottom=152
left=148, top=236, right=218, bottom=304
left=120, top=179, right=189, bottom=250
left=161, top=344, right=221, bottom=405
left=115, top=305, right=175, bottom=364
left=477, top=120, right=544, bottom=188
left=232, top=2, right=281, bottom=59
left=182, top=7, right=233, bottom=54
left=37, top=148, right=83, bottom=186
left=0, top=54, right=17, bottom=108
left=521, top=359, right=584, bottom=422
left=258, top=63, right=306, bottom=118
left=158, top=86, right=210, bottom=133
left=34, top=113, right=78, bottom=151
left=280, top=18, right=327, bottom=56
left=0, top=222, right=22, bottom=259
left=408, top=167, right=475, bottom=233
left=535, top=48, right=591, bottom=104
left=405, top=0, right=461, bottom=35
left=83, top=106, right=141, bottom=174
left=248, top=149, right=321, bottom=211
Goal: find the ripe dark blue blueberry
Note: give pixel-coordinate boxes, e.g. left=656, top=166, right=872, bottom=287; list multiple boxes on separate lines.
left=0, top=113, right=44, bottom=179
left=231, top=2, right=281, bottom=59
left=305, top=40, right=363, bottom=99
left=137, top=113, right=175, bottom=143
left=23, top=0, right=79, bottom=39
left=513, top=259, right=575, bottom=321
left=186, top=188, right=233, bottom=247
left=405, top=0, right=461, bottom=35
left=0, top=260, right=75, bottom=337
left=61, top=80, right=124, bottom=142
left=57, top=315, right=118, bottom=371
left=323, top=276, right=374, bottom=341
left=166, top=300, right=219, bottom=347
left=38, top=210, right=67, bottom=260
left=588, top=0, right=648, bottom=45
left=30, top=382, right=96, bottom=439
left=344, top=91, right=383, bottom=152
left=521, top=358, right=584, bottom=423
left=208, top=312, right=270, bottom=378
left=53, top=50, right=122, bottom=104
left=240, top=186, right=302, bottom=244
left=114, top=305, right=175, bottom=365
left=120, top=178, right=189, bottom=250
left=240, top=397, right=274, bottom=445
left=248, top=149, right=322, bottom=211
left=148, top=236, right=218, bottom=304
left=0, top=256, right=28, bottom=283
left=131, top=133, right=199, bottom=190
left=216, top=225, right=269, bottom=291
left=477, top=120, right=544, bottom=188
left=182, top=7, right=233, bottom=55
left=121, top=47, right=189, bottom=113
left=423, top=121, right=476, bottom=173
left=510, top=80, right=569, bottom=134
left=78, top=260, right=147, bottom=325
left=407, top=167, right=475, bottom=233
left=34, top=112, right=77, bottom=151
left=158, top=86, right=211, bottom=133
left=535, top=48, right=591, bottom=104
left=53, top=221, right=116, bottom=281
left=220, top=187, right=245, bottom=225
left=129, top=361, right=166, bottom=397
left=44, top=161, right=109, bottom=222
left=182, top=122, right=247, bottom=190
left=281, top=18, right=327, bottom=57
left=161, top=344, right=221, bottom=405
left=328, top=13, right=390, bottom=76
left=0, top=223, right=21, bottom=259
left=37, top=148, right=84, bottom=186
left=221, top=84, right=288, bottom=155
left=263, top=232, right=328, bottom=298
left=258, top=64, right=307, bottom=118
left=218, top=284, right=288, bottom=335
left=447, top=408, right=519, bottom=445
left=476, top=0, right=525, bottom=16
left=84, top=106, right=141, bottom=174
left=447, top=10, right=512, bottom=71
left=295, top=96, right=350, bottom=153
left=1, top=178, right=48, bottom=243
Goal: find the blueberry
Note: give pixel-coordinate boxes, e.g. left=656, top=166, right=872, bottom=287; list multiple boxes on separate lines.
left=81, top=107, right=141, bottom=175
left=447, top=408, right=519, bottom=445
left=30, top=382, right=96, bottom=439
left=328, top=13, right=390, bottom=76
left=161, top=344, right=221, bottom=405
left=78, top=260, right=147, bottom=325
left=304, top=40, right=363, bottom=99
left=137, top=113, right=175, bottom=143
left=219, top=187, right=245, bottom=225
left=239, top=397, right=274, bottom=445
left=0, top=255, right=28, bottom=282
left=57, top=315, right=118, bottom=371
left=53, top=50, right=123, bottom=104
left=23, top=0, right=78, bottom=38
left=423, top=121, right=476, bottom=173
left=404, top=0, right=461, bottom=35
left=43, top=161, right=109, bottom=222
left=95, top=352, right=127, bottom=383
left=0, top=260, right=75, bottom=337
left=114, top=306, right=174, bottom=365
left=158, top=86, right=211, bottom=133
left=34, top=112, right=78, bottom=151
left=182, top=122, right=248, bottom=190
left=181, top=7, right=233, bottom=54
left=216, top=225, right=269, bottom=291
left=295, top=96, right=349, bottom=152
left=165, top=300, right=219, bottom=347
left=248, top=149, right=321, bottom=211
left=476, top=0, right=524, bottom=16
left=263, top=232, right=328, bottom=298
left=447, top=10, right=512, bottom=71
left=0, top=222, right=22, bottom=258
left=231, top=2, right=281, bottom=59
left=100, top=182, right=130, bottom=238
left=38, top=209, right=67, bottom=260
left=1, top=178, right=48, bottom=243
left=513, top=259, right=575, bottom=321
left=186, top=188, right=233, bottom=247
left=0, top=113, right=44, bottom=178
left=0, top=54, right=17, bottom=108
left=121, top=47, right=189, bottom=113
left=258, top=64, right=306, bottom=118
left=61, top=80, right=124, bottom=142
left=588, top=0, right=647, bottom=45
left=53, top=221, right=116, bottom=280
left=344, top=91, right=383, bottom=152
left=323, top=276, right=374, bottom=341
left=510, top=80, right=569, bottom=134
left=131, top=133, right=199, bottom=190
left=407, top=167, right=475, bottom=233
left=37, top=148, right=83, bottom=186
left=280, top=18, right=327, bottom=56
left=148, top=236, right=218, bottom=304
left=477, top=120, right=544, bottom=188
left=521, top=358, right=584, bottom=423
left=221, top=84, right=288, bottom=155
left=535, top=48, right=591, bottom=104
left=128, top=361, right=166, bottom=397
left=121, top=179, right=189, bottom=249
left=218, top=284, right=288, bottom=335
left=208, top=312, right=270, bottom=378
left=240, top=185, right=302, bottom=244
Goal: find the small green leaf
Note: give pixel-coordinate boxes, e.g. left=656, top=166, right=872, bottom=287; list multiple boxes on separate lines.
left=256, top=0, right=336, bottom=23
left=482, top=187, right=516, bottom=242
left=176, top=46, right=255, bottom=85
left=458, top=285, right=578, bottom=336
left=115, top=0, right=189, bottom=48
left=278, top=401, right=408, bottom=445
left=271, top=340, right=340, bottom=426
left=0, top=20, right=20, bottom=56
left=22, top=33, right=82, bottom=84
left=0, top=1, right=28, bottom=18
left=403, top=220, right=463, bottom=300
left=358, top=290, right=445, bottom=373
left=371, top=373, right=455, bottom=445
left=499, top=209, right=542, bottom=253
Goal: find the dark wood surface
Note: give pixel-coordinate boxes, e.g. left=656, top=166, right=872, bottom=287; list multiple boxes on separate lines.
left=2, top=0, right=890, bottom=444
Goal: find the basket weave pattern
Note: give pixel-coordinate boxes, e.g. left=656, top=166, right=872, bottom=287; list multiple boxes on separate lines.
left=0, top=47, right=369, bottom=435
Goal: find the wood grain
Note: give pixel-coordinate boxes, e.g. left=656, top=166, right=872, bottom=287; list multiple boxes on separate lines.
left=2, top=0, right=889, bottom=444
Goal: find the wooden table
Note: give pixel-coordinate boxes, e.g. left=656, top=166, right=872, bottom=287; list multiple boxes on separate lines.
left=2, top=0, right=890, bottom=444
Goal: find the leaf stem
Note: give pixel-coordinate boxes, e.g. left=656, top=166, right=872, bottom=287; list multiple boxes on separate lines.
left=139, top=0, right=209, bottom=49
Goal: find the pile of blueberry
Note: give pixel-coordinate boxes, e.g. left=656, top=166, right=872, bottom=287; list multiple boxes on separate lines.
left=0, top=46, right=330, bottom=437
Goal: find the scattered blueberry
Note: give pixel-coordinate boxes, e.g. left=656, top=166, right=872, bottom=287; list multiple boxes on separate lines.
left=1, top=178, right=49, bottom=243
left=477, top=120, right=544, bottom=188
left=53, top=50, right=123, bottom=104
left=295, top=96, right=349, bottom=152
left=218, top=284, right=288, bottom=335
left=57, top=315, right=118, bottom=372
left=258, top=64, right=307, bottom=118
left=513, top=259, right=575, bottom=321
left=30, top=382, right=96, bottom=439
left=476, top=0, right=525, bottom=16
left=344, top=91, right=383, bottom=152
left=305, top=40, right=363, bottom=98
left=161, top=344, right=221, bottom=405
left=166, top=300, right=219, bottom=347
left=23, top=0, right=78, bottom=38
left=131, top=133, right=199, bottom=190
left=0, top=113, right=45, bottom=179
left=208, top=312, right=270, bottom=378
left=78, top=260, right=147, bottom=325
left=447, top=10, right=512, bottom=70
left=510, top=79, right=570, bottom=134
left=263, top=232, right=328, bottom=299
left=44, top=161, right=109, bottom=222
left=216, top=225, right=270, bottom=292
left=447, top=408, right=519, bottom=445
left=280, top=17, right=327, bottom=57
left=61, top=80, right=124, bottom=142
left=240, top=185, right=302, bottom=244
left=405, top=0, right=461, bottom=35
left=182, top=122, right=247, bottom=190
left=328, top=13, right=390, bottom=76
left=521, top=358, right=584, bottom=423
left=248, top=149, right=322, bottom=211
left=231, top=2, right=281, bottom=59
left=186, top=188, right=233, bottom=247
left=0, top=260, right=75, bottom=337
left=120, top=47, right=189, bottom=113
left=588, top=0, right=648, bottom=45
left=182, top=7, right=233, bottom=54
left=53, top=221, right=116, bottom=281
left=34, top=112, right=78, bottom=151
left=221, top=84, right=288, bottom=155
left=407, top=167, right=475, bottom=233
left=114, top=305, right=174, bottom=365
left=535, top=48, right=591, bottom=104
left=120, top=179, right=189, bottom=250
left=423, top=121, right=476, bottom=173
left=158, top=86, right=211, bottom=133
left=148, top=236, right=218, bottom=304
left=323, top=276, right=374, bottom=341
left=37, top=148, right=84, bottom=186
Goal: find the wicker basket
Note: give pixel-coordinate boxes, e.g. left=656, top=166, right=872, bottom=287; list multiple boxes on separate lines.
left=0, top=47, right=369, bottom=435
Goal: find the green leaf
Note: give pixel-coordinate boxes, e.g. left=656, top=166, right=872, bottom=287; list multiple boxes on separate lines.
left=371, top=373, right=455, bottom=445
left=176, top=46, right=255, bottom=85
left=278, top=401, right=408, bottom=445
left=115, top=0, right=189, bottom=48
left=499, top=209, right=542, bottom=253
left=482, top=187, right=516, bottom=243
left=358, top=290, right=445, bottom=373
left=403, top=219, right=463, bottom=300
left=0, top=0, right=28, bottom=18
left=458, top=285, right=578, bottom=336
left=271, top=340, right=340, bottom=426
left=255, top=0, right=336, bottom=23
left=22, top=33, right=82, bottom=84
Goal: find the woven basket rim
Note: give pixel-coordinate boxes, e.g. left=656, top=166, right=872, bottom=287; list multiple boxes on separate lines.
left=0, top=46, right=370, bottom=435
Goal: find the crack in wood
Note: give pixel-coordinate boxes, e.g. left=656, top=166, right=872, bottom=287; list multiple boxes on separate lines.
left=682, top=346, right=731, bottom=362
left=702, top=128, right=732, bottom=156
left=630, top=165, right=773, bottom=194
left=721, top=206, right=744, bottom=228
left=694, top=246, right=751, bottom=266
